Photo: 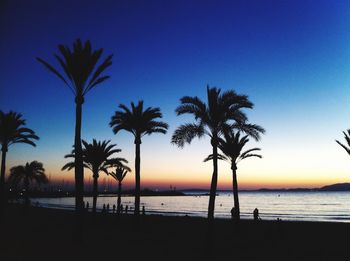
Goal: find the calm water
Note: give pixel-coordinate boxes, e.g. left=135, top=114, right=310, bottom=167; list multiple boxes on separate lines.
left=32, top=191, right=350, bottom=222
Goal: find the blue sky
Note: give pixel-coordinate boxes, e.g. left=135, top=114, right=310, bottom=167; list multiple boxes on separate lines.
left=1, top=0, right=350, bottom=189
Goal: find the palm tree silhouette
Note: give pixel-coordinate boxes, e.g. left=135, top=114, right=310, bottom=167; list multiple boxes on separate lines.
left=109, top=166, right=131, bottom=215
left=171, top=86, right=264, bottom=219
left=0, top=111, right=39, bottom=202
left=8, top=161, right=48, bottom=205
left=110, top=101, right=168, bottom=215
left=62, top=139, right=127, bottom=214
left=204, top=130, right=262, bottom=221
left=336, top=130, right=350, bottom=156
left=37, top=39, right=112, bottom=213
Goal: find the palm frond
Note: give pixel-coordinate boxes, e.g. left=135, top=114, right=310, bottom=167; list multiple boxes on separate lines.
left=110, top=100, right=168, bottom=139
left=36, top=57, right=73, bottom=92
left=230, top=123, right=265, bottom=141
left=336, top=140, right=350, bottom=155
left=0, top=111, right=39, bottom=149
left=37, top=39, right=112, bottom=98
left=171, top=123, right=205, bottom=148
left=203, top=153, right=228, bottom=162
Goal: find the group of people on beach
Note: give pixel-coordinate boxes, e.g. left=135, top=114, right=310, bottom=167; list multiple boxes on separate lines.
left=230, top=207, right=261, bottom=221
left=83, top=201, right=146, bottom=215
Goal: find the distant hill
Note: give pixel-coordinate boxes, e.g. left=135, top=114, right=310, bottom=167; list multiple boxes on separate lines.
left=181, top=183, right=350, bottom=193
left=319, top=183, right=350, bottom=191
left=251, top=183, right=350, bottom=192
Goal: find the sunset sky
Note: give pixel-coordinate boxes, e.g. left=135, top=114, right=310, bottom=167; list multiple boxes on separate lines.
left=1, top=0, right=350, bottom=190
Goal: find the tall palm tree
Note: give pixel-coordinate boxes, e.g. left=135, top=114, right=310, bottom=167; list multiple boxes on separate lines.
left=62, top=139, right=127, bottom=214
left=204, top=130, right=262, bottom=221
left=0, top=111, right=39, bottom=201
left=110, top=101, right=168, bottom=215
left=171, top=86, right=264, bottom=219
left=8, top=161, right=48, bottom=205
left=109, top=166, right=131, bottom=215
left=336, top=129, right=350, bottom=156
left=37, top=39, right=113, bottom=213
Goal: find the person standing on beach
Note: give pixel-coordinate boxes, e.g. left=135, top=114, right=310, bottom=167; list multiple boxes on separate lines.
left=231, top=207, right=235, bottom=219
left=253, top=208, right=260, bottom=221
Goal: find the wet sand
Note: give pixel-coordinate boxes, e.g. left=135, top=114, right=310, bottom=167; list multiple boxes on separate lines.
left=1, top=204, right=349, bottom=261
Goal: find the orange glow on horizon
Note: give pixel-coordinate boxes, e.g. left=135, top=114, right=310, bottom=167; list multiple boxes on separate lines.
left=44, top=170, right=349, bottom=190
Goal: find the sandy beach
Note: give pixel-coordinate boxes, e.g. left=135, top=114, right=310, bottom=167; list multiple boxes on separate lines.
left=1, top=204, right=349, bottom=261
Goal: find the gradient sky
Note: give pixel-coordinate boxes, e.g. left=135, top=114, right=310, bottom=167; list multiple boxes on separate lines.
left=1, top=0, right=350, bottom=190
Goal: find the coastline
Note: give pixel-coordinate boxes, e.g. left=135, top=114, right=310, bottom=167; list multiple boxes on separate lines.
left=2, top=204, right=349, bottom=261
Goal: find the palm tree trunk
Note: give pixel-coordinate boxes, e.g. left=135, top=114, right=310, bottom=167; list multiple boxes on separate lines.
left=0, top=146, right=7, bottom=202
left=134, top=138, right=141, bottom=215
left=92, top=174, right=98, bottom=214
left=74, top=97, right=84, bottom=212
left=117, top=180, right=122, bottom=215
left=208, top=136, right=218, bottom=220
left=231, top=164, right=240, bottom=221
left=73, top=96, right=84, bottom=239
left=24, top=174, right=29, bottom=206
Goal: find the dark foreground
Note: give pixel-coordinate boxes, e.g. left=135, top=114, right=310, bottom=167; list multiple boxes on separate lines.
left=1, top=205, right=350, bottom=261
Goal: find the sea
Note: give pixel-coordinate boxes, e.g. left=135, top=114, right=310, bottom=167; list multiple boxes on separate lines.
left=31, top=191, right=350, bottom=223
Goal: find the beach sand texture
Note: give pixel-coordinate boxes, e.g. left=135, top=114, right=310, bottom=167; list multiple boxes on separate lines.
left=1, top=205, right=350, bottom=261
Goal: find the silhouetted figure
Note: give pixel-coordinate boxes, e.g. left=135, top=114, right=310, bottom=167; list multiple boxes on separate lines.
left=86, top=202, right=89, bottom=211
left=142, top=206, right=145, bottom=215
left=107, top=203, right=110, bottom=213
left=120, top=204, right=124, bottom=214
left=125, top=205, right=128, bottom=214
left=102, top=204, right=106, bottom=213
left=253, top=208, right=260, bottom=221
left=231, top=207, right=235, bottom=219
left=113, top=204, right=116, bottom=213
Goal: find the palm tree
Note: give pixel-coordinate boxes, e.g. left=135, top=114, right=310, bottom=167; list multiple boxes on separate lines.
left=8, top=161, right=48, bottom=205
left=62, top=139, right=127, bottom=214
left=0, top=111, right=39, bottom=201
left=336, top=130, right=350, bottom=156
left=171, top=86, right=264, bottom=219
left=204, top=130, right=262, bottom=221
left=110, top=101, right=168, bottom=215
left=37, top=39, right=112, bottom=213
left=109, top=166, right=131, bottom=215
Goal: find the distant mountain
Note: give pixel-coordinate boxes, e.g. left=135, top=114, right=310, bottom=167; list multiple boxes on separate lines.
left=180, top=183, right=350, bottom=193
left=250, top=183, right=350, bottom=192
left=319, top=183, right=350, bottom=191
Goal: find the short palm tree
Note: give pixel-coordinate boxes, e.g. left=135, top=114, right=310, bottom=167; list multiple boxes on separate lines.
left=109, top=166, right=131, bottom=215
left=37, top=39, right=112, bottom=213
left=0, top=111, right=39, bottom=200
left=8, top=161, right=48, bottom=205
left=62, top=139, right=127, bottom=214
left=110, top=100, right=168, bottom=215
left=336, top=130, right=350, bottom=156
left=205, top=130, right=262, bottom=221
left=172, top=86, right=264, bottom=219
